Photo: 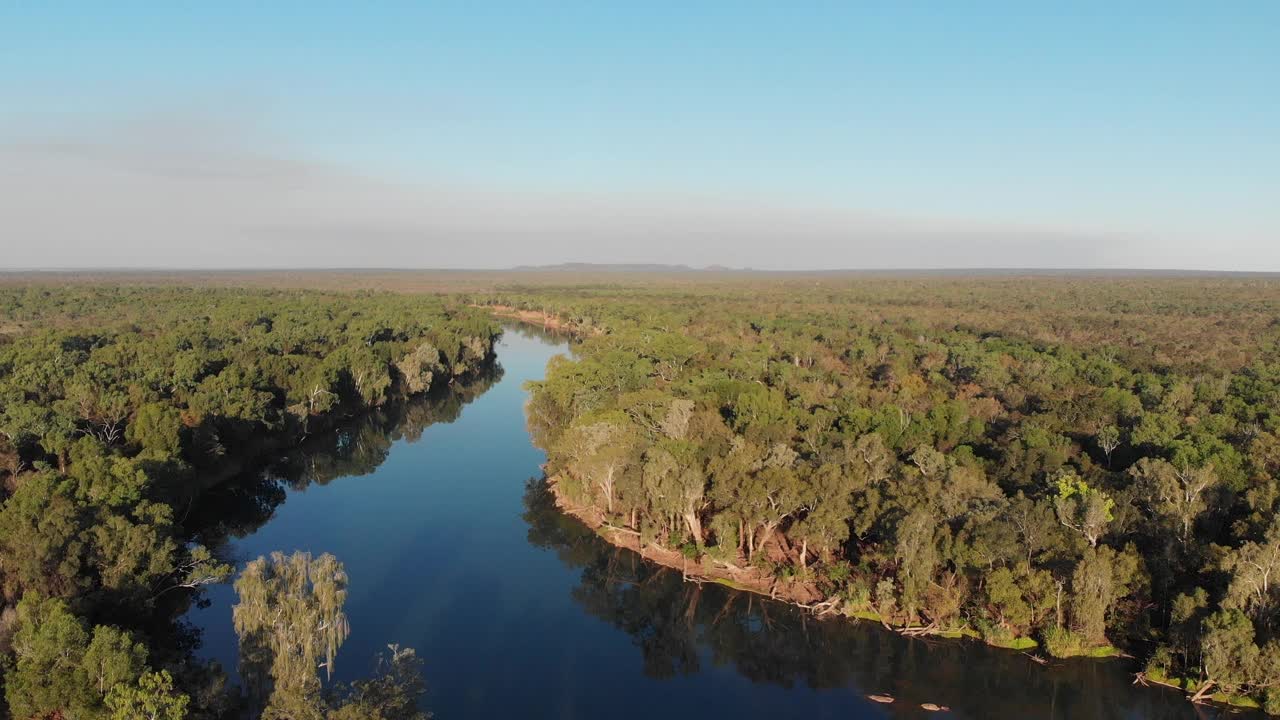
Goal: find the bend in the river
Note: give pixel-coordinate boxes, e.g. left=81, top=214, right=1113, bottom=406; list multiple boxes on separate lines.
left=185, top=324, right=1236, bottom=719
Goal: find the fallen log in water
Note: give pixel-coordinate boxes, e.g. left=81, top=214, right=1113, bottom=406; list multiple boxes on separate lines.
left=899, top=623, right=940, bottom=637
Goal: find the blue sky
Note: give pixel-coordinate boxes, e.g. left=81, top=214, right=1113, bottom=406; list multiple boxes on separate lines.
left=1, top=2, right=1276, bottom=269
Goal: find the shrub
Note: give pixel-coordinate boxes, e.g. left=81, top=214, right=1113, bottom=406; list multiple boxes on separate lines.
left=1042, top=626, right=1087, bottom=658
left=976, top=618, right=1014, bottom=646
left=825, top=560, right=852, bottom=584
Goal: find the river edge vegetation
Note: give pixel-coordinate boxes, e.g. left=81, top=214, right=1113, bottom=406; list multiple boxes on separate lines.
left=0, top=286, right=498, bottom=718
left=477, top=275, right=1280, bottom=714
left=519, top=476, right=1199, bottom=718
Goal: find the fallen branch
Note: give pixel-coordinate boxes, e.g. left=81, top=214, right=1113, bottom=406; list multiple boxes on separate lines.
left=1189, top=679, right=1215, bottom=703
left=797, top=596, right=842, bottom=617
left=899, top=623, right=939, bottom=637
left=711, top=559, right=745, bottom=573
left=600, top=523, right=641, bottom=536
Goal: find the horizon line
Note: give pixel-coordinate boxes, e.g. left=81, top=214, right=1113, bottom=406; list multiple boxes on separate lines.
left=3, top=265, right=1280, bottom=277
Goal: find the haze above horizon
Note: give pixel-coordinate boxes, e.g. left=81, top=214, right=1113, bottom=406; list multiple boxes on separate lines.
left=1, top=3, right=1276, bottom=271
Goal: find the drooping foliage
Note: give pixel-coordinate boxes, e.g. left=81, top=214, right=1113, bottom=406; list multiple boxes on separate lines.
left=231, top=552, right=431, bottom=720
left=233, top=551, right=350, bottom=716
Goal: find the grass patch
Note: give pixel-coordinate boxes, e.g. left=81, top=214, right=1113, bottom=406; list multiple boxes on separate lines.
left=711, top=577, right=751, bottom=591
left=847, top=610, right=883, bottom=622
left=937, top=627, right=980, bottom=640
left=1146, top=671, right=1265, bottom=712
left=1042, top=627, right=1117, bottom=658
left=1210, top=692, right=1262, bottom=710
left=989, top=636, right=1038, bottom=650
left=1143, top=669, right=1194, bottom=691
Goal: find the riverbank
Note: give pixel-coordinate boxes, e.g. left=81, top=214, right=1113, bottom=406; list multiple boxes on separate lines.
left=543, top=474, right=987, bottom=632
left=483, top=305, right=599, bottom=336
left=544, top=473, right=1271, bottom=716
left=1140, top=670, right=1267, bottom=714
left=545, top=474, right=830, bottom=607
left=185, top=352, right=500, bottom=493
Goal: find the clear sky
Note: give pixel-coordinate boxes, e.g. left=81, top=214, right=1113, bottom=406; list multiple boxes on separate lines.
left=1, top=2, right=1276, bottom=270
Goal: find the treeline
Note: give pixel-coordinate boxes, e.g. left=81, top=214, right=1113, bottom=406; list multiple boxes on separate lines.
left=489, top=279, right=1280, bottom=713
left=0, top=286, right=498, bottom=718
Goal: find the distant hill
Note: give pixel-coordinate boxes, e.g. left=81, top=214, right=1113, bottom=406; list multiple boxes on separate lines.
left=509, top=263, right=705, bottom=273
left=505, top=263, right=1280, bottom=277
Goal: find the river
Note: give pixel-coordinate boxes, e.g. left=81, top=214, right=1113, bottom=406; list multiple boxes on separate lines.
left=185, top=324, right=1230, bottom=719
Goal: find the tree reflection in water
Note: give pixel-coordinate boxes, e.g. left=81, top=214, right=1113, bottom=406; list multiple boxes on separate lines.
left=156, top=365, right=504, bottom=715
left=521, top=478, right=1235, bottom=720
left=188, top=361, right=503, bottom=549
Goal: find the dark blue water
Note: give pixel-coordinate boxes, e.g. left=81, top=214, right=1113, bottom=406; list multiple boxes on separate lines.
left=186, top=325, right=1223, bottom=719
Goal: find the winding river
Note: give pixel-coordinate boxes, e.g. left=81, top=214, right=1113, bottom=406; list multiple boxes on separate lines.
left=186, top=325, right=1232, bottom=719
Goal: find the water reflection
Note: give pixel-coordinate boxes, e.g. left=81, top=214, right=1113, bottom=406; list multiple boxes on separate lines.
left=186, top=362, right=503, bottom=551
left=500, top=320, right=577, bottom=348
left=161, top=365, right=506, bottom=716
left=521, top=479, right=1234, bottom=720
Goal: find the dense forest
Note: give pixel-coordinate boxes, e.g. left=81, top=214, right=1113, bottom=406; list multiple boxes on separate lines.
left=485, top=276, right=1280, bottom=713
left=0, top=286, right=498, bottom=718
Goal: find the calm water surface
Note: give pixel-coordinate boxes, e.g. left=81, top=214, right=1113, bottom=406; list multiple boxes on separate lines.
left=187, top=326, right=1225, bottom=719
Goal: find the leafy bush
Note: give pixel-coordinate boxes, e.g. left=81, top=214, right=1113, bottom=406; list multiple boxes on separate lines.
left=1042, top=626, right=1088, bottom=658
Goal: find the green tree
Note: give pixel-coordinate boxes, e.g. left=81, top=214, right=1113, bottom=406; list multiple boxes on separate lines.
left=82, top=625, right=148, bottom=698
left=641, top=441, right=707, bottom=546
left=1221, top=517, right=1280, bottom=621
left=1069, top=546, right=1143, bottom=645
left=790, top=463, right=854, bottom=567
left=4, top=595, right=149, bottom=719
left=4, top=595, right=95, bottom=718
left=1197, top=609, right=1261, bottom=701
left=395, top=342, right=444, bottom=395
left=557, top=418, right=640, bottom=515
left=1131, top=458, right=1219, bottom=546
left=894, top=509, right=939, bottom=622
left=105, top=670, right=190, bottom=720
left=87, top=503, right=180, bottom=605
left=1005, top=493, right=1059, bottom=564
left=127, top=402, right=185, bottom=457
left=1096, top=425, right=1121, bottom=468
left=1053, top=473, right=1113, bottom=548
left=0, top=472, right=86, bottom=600
left=985, top=563, right=1055, bottom=634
